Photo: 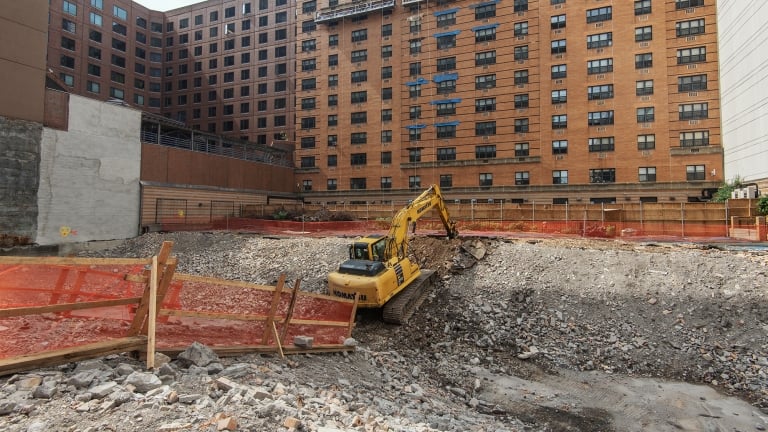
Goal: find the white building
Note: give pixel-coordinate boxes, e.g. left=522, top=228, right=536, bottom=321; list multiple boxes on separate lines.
left=718, top=0, right=768, bottom=194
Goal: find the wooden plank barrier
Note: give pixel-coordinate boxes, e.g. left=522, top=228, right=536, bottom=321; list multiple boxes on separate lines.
left=0, top=242, right=358, bottom=376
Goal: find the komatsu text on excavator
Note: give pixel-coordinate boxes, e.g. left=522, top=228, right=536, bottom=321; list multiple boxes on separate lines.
left=327, top=185, right=459, bottom=324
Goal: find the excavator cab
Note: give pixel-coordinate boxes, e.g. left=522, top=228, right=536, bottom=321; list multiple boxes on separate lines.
left=348, top=235, right=387, bottom=261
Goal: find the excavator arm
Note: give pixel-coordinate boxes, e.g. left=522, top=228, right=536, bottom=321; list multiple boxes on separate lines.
left=384, top=184, right=458, bottom=262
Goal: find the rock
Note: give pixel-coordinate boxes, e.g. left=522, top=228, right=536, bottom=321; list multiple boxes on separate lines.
left=16, top=376, right=42, bottom=390
left=154, top=352, right=172, bottom=368
left=517, top=346, right=540, bottom=360
left=176, top=342, right=219, bottom=368
left=283, top=416, right=302, bottom=429
left=124, top=371, right=163, bottom=393
left=88, top=381, right=118, bottom=399
left=115, top=364, right=135, bottom=376
left=25, top=420, right=48, bottom=432
left=68, top=370, right=100, bottom=388
left=157, top=422, right=192, bottom=432
left=220, top=363, right=251, bottom=378
left=648, top=298, right=658, bottom=305
left=32, top=382, right=57, bottom=399
left=0, top=401, right=17, bottom=415
left=343, top=337, right=359, bottom=347
left=294, top=335, right=314, bottom=348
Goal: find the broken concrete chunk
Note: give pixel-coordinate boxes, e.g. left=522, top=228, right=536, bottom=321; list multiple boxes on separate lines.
left=294, top=335, right=314, bottom=348
left=176, top=341, right=220, bottom=368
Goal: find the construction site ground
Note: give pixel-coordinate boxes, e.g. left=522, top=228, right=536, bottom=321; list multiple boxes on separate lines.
left=1, top=229, right=768, bottom=431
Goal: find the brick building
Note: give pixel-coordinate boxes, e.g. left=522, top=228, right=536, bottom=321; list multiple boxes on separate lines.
left=45, top=0, right=724, bottom=204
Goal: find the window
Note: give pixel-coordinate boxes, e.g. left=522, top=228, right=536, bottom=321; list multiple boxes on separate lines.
left=351, top=50, right=367, bottom=63
left=381, top=45, right=392, bottom=58
left=87, top=81, right=100, bottom=93
left=551, top=39, right=566, bottom=54
left=351, top=133, right=367, bottom=144
left=302, top=20, right=317, bottom=33
left=475, top=4, right=496, bottom=19
left=258, top=16, right=267, bottom=26
left=515, top=143, right=530, bottom=157
left=409, top=106, right=421, bottom=119
left=635, top=26, right=653, bottom=42
left=475, top=98, right=495, bottom=112
left=382, top=24, right=392, bottom=37
left=225, top=6, right=235, bottom=18
left=588, top=111, right=614, bottom=126
left=676, top=0, right=704, bottom=9
left=587, top=32, right=612, bottom=49
left=302, top=39, right=317, bottom=52
left=59, top=73, right=74, bottom=87
left=350, top=178, right=367, bottom=190
left=242, top=19, right=251, bottom=31
left=302, top=58, right=317, bottom=72
left=351, top=111, right=368, bottom=124
left=91, top=0, right=103, bottom=9
left=109, top=87, right=124, bottom=99
left=194, top=14, right=203, bottom=25
left=552, top=89, right=568, bottom=104
left=409, top=84, right=421, bottom=98
left=588, top=85, right=613, bottom=100
left=680, top=130, right=709, bottom=147
left=552, top=115, right=567, bottom=129
left=551, top=64, right=567, bottom=79
left=110, top=71, right=125, bottom=84
left=328, top=135, right=338, bottom=146
left=409, top=149, right=421, bottom=163
left=113, top=22, right=127, bottom=36
left=677, top=47, right=706, bottom=64
left=635, top=53, right=653, bottom=69
left=328, top=74, right=338, bottom=87
left=686, top=165, right=705, bottom=181
left=301, top=157, right=316, bottom=168
left=112, top=38, right=126, bottom=52
left=351, top=91, right=367, bottom=104
left=409, top=176, right=421, bottom=189
left=381, top=109, right=392, bottom=121
left=440, top=174, right=453, bottom=189
left=476, top=74, right=496, bottom=89
left=588, top=58, right=613, bottom=74
left=301, top=117, right=316, bottom=129
left=479, top=173, right=493, bottom=187
left=514, top=70, right=529, bottom=85
left=351, top=70, right=367, bottom=83
left=436, top=57, right=455, bottom=72
left=381, top=66, right=392, bottom=79
left=677, top=19, right=705, bottom=37
left=410, top=39, right=422, bottom=54
left=382, top=87, right=392, bottom=100
left=409, top=16, right=421, bottom=33
left=475, top=51, right=496, bottom=66
left=635, top=0, right=651, bottom=15
left=515, top=172, right=530, bottom=185
left=514, top=22, right=529, bottom=36
left=514, top=45, right=528, bottom=60
left=60, top=55, right=75, bottom=69
left=514, top=94, right=529, bottom=109
left=329, top=34, right=339, bottom=46
left=639, top=167, right=657, bottom=182
left=327, top=179, right=338, bottom=191
left=62, top=19, right=77, bottom=34
left=61, top=36, right=76, bottom=51
left=437, top=147, right=456, bottom=161
left=352, top=29, right=367, bottom=42
left=328, top=94, right=338, bottom=107
left=637, top=107, right=655, bottom=123
left=476, top=145, right=496, bottom=159
left=586, top=7, right=611, bottom=23
left=437, top=34, right=456, bottom=49
left=436, top=80, right=456, bottom=94
left=274, top=62, right=286, bottom=74
left=275, top=46, right=287, bottom=57
left=552, top=140, right=568, bottom=155
left=678, top=74, right=708, bottom=92
left=637, top=134, right=656, bottom=150
left=589, top=137, right=615, bottom=152
left=553, top=171, right=568, bottom=185
left=514, top=0, right=528, bottom=12
left=275, top=12, right=288, bottom=23
left=636, top=80, right=654, bottom=95
left=301, top=78, right=316, bottom=90
left=113, top=6, right=127, bottom=20
left=679, top=103, right=708, bottom=120
left=551, top=14, right=569, bottom=31
left=436, top=124, right=456, bottom=138
left=90, top=12, right=102, bottom=26
left=436, top=11, right=456, bottom=27
left=381, top=130, right=392, bottom=143
left=590, top=169, right=616, bottom=183
left=63, top=1, right=77, bottom=16
left=409, top=128, right=421, bottom=141
left=476, top=121, right=496, bottom=136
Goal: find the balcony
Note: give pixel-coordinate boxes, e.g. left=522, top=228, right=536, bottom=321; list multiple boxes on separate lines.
left=315, top=0, right=395, bottom=23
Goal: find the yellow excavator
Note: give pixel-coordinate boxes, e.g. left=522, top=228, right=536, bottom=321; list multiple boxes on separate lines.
left=327, top=185, right=459, bottom=323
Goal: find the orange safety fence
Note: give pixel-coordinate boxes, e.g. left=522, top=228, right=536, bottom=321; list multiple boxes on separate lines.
left=0, top=243, right=357, bottom=374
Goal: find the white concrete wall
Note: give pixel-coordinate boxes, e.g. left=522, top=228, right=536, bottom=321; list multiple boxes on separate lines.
left=718, top=1, right=768, bottom=191
left=37, top=95, right=141, bottom=245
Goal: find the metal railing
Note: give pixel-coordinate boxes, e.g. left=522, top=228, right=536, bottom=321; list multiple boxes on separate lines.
left=315, top=0, right=395, bottom=23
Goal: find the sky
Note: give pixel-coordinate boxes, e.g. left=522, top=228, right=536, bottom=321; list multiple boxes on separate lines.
left=134, top=0, right=202, bottom=11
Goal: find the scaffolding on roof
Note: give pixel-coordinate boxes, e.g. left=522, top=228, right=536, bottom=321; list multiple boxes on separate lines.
left=315, top=0, right=396, bottom=23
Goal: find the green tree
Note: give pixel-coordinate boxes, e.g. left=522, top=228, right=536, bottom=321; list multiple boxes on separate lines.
left=757, top=196, right=768, bottom=216
left=711, top=176, right=743, bottom=203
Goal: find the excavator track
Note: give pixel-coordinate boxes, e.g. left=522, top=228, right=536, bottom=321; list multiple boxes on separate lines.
left=382, top=269, right=437, bottom=325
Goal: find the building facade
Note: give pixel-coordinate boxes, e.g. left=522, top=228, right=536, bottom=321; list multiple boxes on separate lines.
left=296, top=0, right=723, bottom=204
left=45, top=0, right=724, bottom=204
left=718, top=1, right=768, bottom=194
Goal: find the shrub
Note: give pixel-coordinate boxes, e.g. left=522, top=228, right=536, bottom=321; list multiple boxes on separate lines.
left=758, top=196, right=768, bottom=216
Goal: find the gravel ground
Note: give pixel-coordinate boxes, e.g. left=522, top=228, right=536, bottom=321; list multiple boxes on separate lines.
left=1, top=231, right=768, bottom=431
